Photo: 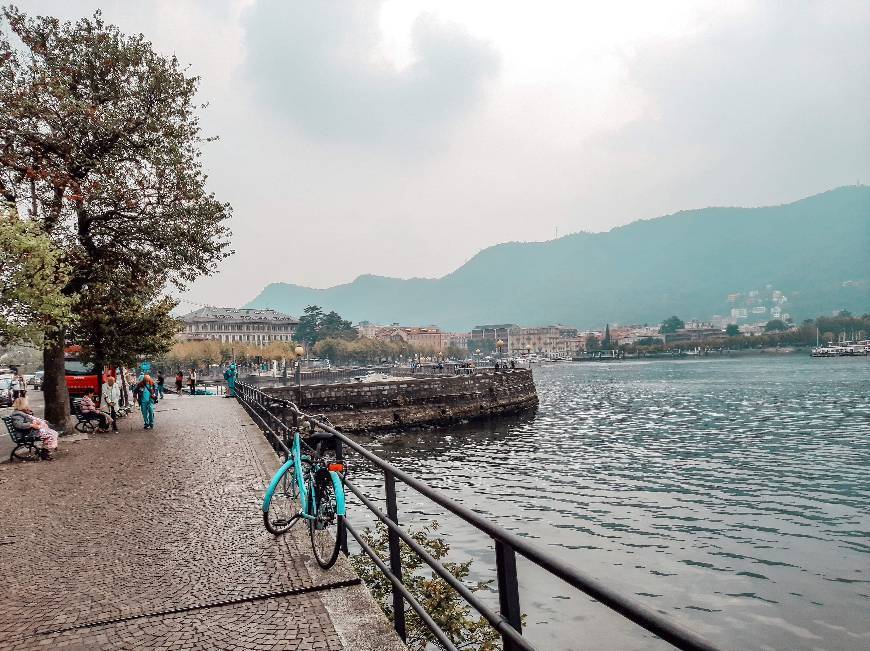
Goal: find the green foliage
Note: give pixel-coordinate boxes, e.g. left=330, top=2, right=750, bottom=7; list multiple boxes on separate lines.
left=601, top=323, right=612, bottom=349
left=162, top=340, right=300, bottom=370
left=0, top=209, right=74, bottom=345
left=313, top=337, right=449, bottom=364
left=725, top=323, right=740, bottom=337
left=764, top=319, right=789, bottom=332
left=295, top=305, right=358, bottom=345
left=350, top=522, right=501, bottom=651
left=75, top=292, right=181, bottom=368
left=0, top=7, right=232, bottom=419
left=659, top=316, right=685, bottom=334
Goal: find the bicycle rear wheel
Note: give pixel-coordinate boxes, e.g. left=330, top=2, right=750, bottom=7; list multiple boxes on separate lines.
left=263, top=460, right=306, bottom=535
left=308, top=470, right=344, bottom=569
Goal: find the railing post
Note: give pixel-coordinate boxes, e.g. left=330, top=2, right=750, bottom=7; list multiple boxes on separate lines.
left=495, top=540, right=523, bottom=651
left=384, top=472, right=407, bottom=642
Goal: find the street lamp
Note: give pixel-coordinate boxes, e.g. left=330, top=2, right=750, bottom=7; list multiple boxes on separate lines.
left=295, top=345, right=304, bottom=387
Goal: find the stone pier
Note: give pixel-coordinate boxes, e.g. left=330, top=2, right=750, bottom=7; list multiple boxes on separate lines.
left=263, top=368, right=538, bottom=432
left=0, top=394, right=401, bottom=650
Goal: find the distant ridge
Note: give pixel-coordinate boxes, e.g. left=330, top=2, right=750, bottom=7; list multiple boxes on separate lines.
left=246, top=187, right=870, bottom=330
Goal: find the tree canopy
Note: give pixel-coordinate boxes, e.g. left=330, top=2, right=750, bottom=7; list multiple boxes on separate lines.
left=725, top=323, right=740, bottom=337
left=659, top=315, right=685, bottom=334
left=295, top=305, right=357, bottom=346
left=764, top=319, right=789, bottom=332
left=0, top=7, right=232, bottom=426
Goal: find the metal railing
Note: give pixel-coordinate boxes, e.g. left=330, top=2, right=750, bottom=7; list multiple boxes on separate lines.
left=235, top=382, right=719, bottom=651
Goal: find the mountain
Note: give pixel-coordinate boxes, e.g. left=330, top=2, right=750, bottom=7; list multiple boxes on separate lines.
left=246, top=187, right=870, bottom=331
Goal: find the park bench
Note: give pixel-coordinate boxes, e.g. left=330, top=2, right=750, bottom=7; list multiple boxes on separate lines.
left=3, top=415, right=42, bottom=462
left=71, top=398, right=102, bottom=434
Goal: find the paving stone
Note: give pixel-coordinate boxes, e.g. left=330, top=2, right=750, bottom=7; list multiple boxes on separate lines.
left=0, top=395, right=344, bottom=650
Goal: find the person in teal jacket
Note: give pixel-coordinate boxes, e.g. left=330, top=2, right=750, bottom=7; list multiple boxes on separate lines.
left=223, top=362, right=238, bottom=398
left=138, top=374, right=157, bottom=429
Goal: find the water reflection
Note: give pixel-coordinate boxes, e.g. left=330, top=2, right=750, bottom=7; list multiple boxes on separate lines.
left=349, top=356, right=870, bottom=650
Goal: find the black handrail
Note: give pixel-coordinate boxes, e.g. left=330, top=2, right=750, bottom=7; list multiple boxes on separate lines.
left=235, top=382, right=720, bottom=651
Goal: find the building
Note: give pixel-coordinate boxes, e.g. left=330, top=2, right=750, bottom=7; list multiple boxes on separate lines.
left=369, top=326, right=448, bottom=352
left=508, top=325, right=579, bottom=355
left=356, top=321, right=380, bottom=339
left=470, top=324, right=517, bottom=346
left=616, top=326, right=665, bottom=346
left=179, top=307, right=298, bottom=344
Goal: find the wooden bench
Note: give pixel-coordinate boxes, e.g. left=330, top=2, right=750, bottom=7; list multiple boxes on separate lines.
left=3, top=415, right=43, bottom=462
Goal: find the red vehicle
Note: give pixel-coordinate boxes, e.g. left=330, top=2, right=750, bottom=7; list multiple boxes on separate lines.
left=64, top=346, right=115, bottom=403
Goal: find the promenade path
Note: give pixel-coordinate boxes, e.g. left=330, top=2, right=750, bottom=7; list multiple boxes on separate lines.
left=0, top=393, right=402, bottom=650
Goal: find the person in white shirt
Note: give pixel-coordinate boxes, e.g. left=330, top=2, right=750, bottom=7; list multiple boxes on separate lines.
left=101, top=376, right=121, bottom=432
left=11, top=375, right=25, bottom=399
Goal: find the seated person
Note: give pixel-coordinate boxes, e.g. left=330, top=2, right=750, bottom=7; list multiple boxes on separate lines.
left=79, top=389, right=110, bottom=431
left=11, top=397, right=58, bottom=460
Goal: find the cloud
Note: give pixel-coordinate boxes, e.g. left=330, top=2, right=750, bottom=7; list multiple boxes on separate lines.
left=241, top=0, right=500, bottom=146
left=597, top=1, right=870, bottom=206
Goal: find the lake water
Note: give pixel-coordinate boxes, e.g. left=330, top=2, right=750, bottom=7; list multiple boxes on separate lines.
left=348, top=355, right=870, bottom=650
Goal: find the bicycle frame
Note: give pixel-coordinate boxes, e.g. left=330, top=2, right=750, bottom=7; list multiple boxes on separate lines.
left=262, top=430, right=346, bottom=521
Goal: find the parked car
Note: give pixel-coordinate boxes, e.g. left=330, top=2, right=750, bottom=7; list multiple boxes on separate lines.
left=27, top=371, right=44, bottom=390
left=0, top=378, right=12, bottom=407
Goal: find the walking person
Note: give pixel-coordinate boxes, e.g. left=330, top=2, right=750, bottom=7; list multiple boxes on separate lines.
left=11, top=396, right=59, bottom=459
left=138, top=374, right=157, bottom=429
left=156, top=372, right=165, bottom=399
left=175, top=370, right=183, bottom=395
left=223, top=362, right=237, bottom=398
left=188, top=368, right=197, bottom=396
left=11, top=375, right=25, bottom=400
left=101, top=375, right=121, bottom=432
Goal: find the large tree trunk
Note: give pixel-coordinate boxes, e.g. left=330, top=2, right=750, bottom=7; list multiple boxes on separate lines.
left=43, top=333, right=71, bottom=433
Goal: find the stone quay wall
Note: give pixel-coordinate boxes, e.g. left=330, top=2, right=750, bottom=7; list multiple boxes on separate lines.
left=261, top=369, right=538, bottom=432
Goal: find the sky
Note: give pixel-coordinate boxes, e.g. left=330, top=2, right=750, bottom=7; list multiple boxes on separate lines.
left=14, top=1, right=870, bottom=310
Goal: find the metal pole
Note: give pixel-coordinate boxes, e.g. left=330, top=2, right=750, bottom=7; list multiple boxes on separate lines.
left=496, top=540, right=523, bottom=651
left=385, top=472, right=407, bottom=642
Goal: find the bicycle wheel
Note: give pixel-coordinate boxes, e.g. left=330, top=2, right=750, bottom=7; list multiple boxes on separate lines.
left=263, top=460, right=307, bottom=535
left=308, top=469, right=344, bottom=569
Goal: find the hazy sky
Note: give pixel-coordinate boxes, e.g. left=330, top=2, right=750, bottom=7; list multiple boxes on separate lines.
left=15, top=1, right=870, bottom=310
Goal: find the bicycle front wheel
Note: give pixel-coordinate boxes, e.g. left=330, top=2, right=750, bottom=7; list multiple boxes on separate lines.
left=308, top=471, right=344, bottom=569
left=263, top=460, right=306, bottom=535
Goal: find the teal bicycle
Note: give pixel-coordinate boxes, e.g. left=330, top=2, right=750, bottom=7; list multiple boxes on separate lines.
left=262, top=423, right=347, bottom=569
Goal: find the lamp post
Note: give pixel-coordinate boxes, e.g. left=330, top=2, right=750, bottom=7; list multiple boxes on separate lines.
left=295, top=345, right=304, bottom=387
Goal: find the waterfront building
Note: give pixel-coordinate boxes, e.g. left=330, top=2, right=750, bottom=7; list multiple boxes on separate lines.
left=356, top=321, right=381, bottom=339
left=508, top=325, right=579, bottom=355
left=617, top=326, right=665, bottom=345
left=179, top=307, right=298, bottom=344
left=370, top=325, right=448, bottom=352
left=471, top=324, right=518, bottom=346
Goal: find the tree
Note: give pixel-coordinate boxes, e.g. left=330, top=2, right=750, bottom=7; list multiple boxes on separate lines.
left=601, top=323, right=612, bottom=349
left=295, top=305, right=324, bottom=346
left=764, top=319, right=789, bottom=332
left=0, top=8, right=231, bottom=428
left=350, top=521, right=502, bottom=651
left=725, top=323, right=740, bottom=337
left=659, top=316, right=684, bottom=334
left=0, top=207, right=74, bottom=345
left=318, top=310, right=358, bottom=341
left=584, top=333, right=599, bottom=351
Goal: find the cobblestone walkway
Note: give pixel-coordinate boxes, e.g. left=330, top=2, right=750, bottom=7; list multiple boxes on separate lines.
left=0, top=394, right=400, bottom=650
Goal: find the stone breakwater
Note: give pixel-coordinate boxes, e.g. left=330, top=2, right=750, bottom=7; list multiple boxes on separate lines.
left=261, top=369, right=538, bottom=432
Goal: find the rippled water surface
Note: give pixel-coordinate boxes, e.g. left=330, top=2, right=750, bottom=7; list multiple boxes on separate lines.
left=349, top=356, right=870, bottom=650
